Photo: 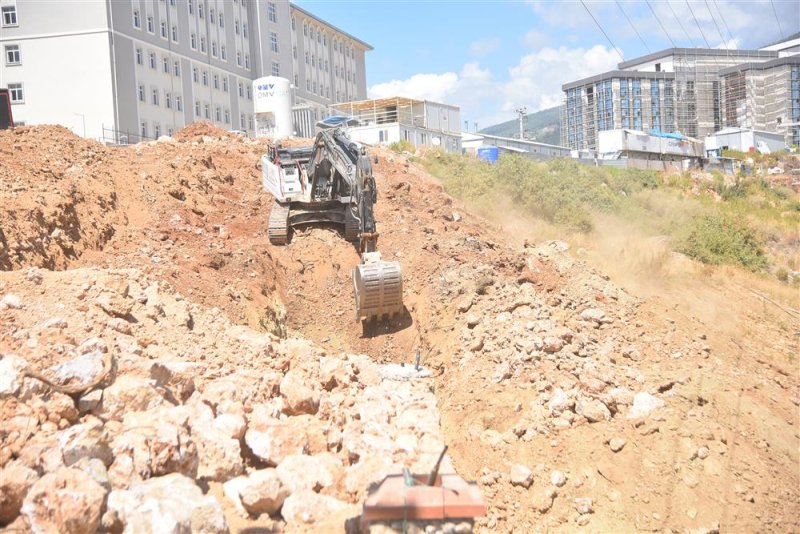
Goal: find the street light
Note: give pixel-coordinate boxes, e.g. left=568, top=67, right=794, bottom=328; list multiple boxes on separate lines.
left=515, top=106, right=527, bottom=140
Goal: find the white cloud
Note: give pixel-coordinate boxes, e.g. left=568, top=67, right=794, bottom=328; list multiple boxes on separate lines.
left=469, top=38, right=500, bottom=57
left=522, top=29, right=548, bottom=49
left=367, top=44, right=619, bottom=129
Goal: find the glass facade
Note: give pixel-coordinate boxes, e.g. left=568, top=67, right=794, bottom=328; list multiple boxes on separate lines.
left=792, top=66, right=800, bottom=146
left=651, top=82, right=661, bottom=131
left=596, top=80, right=613, bottom=132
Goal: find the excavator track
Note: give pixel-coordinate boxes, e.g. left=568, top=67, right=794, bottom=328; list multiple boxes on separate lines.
left=353, top=253, right=403, bottom=322
left=343, top=206, right=360, bottom=242
left=268, top=201, right=290, bottom=245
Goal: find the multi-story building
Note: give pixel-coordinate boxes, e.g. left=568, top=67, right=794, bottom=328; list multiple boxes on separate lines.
left=562, top=48, right=779, bottom=150
left=0, top=0, right=371, bottom=141
left=720, top=56, right=800, bottom=146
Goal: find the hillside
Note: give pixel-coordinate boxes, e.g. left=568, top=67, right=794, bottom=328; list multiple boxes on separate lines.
left=0, top=124, right=798, bottom=533
left=480, top=106, right=562, bottom=145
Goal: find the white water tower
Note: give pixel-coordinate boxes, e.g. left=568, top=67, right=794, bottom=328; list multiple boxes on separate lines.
left=253, top=76, right=293, bottom=140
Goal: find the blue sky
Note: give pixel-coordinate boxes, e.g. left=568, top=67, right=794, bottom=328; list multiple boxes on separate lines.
left=295, top=0, right=800, bottom=128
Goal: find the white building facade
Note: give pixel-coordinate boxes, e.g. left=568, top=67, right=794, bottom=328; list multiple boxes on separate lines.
left=0, top=0, right=370, bottom=142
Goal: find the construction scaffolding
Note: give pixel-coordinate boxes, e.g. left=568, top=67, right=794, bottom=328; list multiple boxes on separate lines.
left=561, top=48, right=781, bottom=151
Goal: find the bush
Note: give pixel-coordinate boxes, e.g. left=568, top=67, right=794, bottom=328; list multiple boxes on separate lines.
left=776, top=267, right=789, bottom=282
left=388, top=140, right=415, bottom=154
left=676, top=212, right=767, bottom=271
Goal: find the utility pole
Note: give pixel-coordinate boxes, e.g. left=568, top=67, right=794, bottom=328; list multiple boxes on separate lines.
left=515, top=106, right=527, bottom=140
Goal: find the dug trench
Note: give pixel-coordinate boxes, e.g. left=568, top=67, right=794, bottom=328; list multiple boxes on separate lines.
left=0, top=124, right=797, bottom=533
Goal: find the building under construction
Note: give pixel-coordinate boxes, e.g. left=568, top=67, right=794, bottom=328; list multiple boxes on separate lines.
left=561, top=37, right=800, bottom=151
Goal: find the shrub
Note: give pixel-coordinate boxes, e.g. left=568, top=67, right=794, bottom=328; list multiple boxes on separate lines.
left=388, top=140, right=415, bottom=154
left=776, top=267, right=789, bottom=282
left=676, top=212, right=767, bottom=271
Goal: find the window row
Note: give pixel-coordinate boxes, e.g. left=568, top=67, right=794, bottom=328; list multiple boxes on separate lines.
left=137, top=86, right=183, bottom=111
left=135, top=48, right=182, bottom=77
left=140, top=121, right=173, bottom=140
left=132, top=10, right=179, bottom=43
left=192, top=101, right=234, bottom=125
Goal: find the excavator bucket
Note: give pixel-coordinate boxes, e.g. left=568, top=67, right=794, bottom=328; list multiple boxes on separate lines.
left=353, top=252, right=403, bottom=322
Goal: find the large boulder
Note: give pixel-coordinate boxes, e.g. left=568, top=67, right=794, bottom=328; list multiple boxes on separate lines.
left=106, top=473, right=228, bottom=533
left=0, top=461, right=39, bottom=524
left=0, top=354, right=28, bottom=397
left=192, top=426, right=244, bottom=482
left=57, top=416, right=113, bottom=467
left=223, top=469, right=290, bottom=517
left=279, top=370, right=320, bottom=415
left=244, top=415, right=308, bottom=466
left=275, top=453, right=343, bottom=493
left=93, top=375, right=168, bottom=421
left=21, top=467, right=107, bottom=534
left=280, top=489, right=349, bottom=525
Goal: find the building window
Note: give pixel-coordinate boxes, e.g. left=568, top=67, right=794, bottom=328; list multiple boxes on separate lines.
left=224, top=109, right=230, bottom=124
left=195, top=101, right=201, bottom=116
left=176, top=96, right=182, bottom=111
left=246, top=85, right=251, bottom=99
left=174, top=60, right=180, bottom=76
left=218, top=13, right=224, bottom=27
left=190, top=33, right=196, bottom=49
left=238, top=82, right=243, bottom=97
left=292, top=45, right=297, bottom=59
left=202, top=70, right=208, bottom=86
left=243, top=23, right=248, bottom=37
left=215, top=106, right=221, bottom=122
left=270, top=32, right=278, bottom=52
left=168, top=128, right=173, bottom=136
left=160, top=21, right=167, bottom=38
left=222, top=77, right=229, bottom=92
left=213, top=73, right=219, bottom=89
left=188, top=0, right=193, bottom=14
left=138, top=85, right=145, bottom=102
left=311, top=54, right=315, bottom=67
left=200, top=37, right=206, bottom=53
left=294, top=74, right=298, bottom=86
left=141, top=122, right=147, bottom=139
left=8, top=82, right=23, bottom=103
left=272, top=62, right=280, bottom=76
left=1, top=5, right=16, bottom=26
left=204, top=104, right=210, bottom=119
left=306, top=79, right=310, bottom=91
left=240, top=113, right=246, bottom=128
left=149, top=52, right=156, bottom=69
left=162, top=57, right=169, bottom=73
left=235, top=20, right=239, bottom=34
left=313, top=81, right=317, bottom=93
left=236, top=52, right=242, bottom=66
left=305, top=52, right=308, bottom=64
left=152, top=88, right=159, bottom=106
left=193, top=67, right=199, bottom=82
left=146, top=15, right=154, bottom=33
left=291, top=16, right=295, bottom=30
left=303, top=22, right=307, bottom=36
left=268, top=2, right=277, bottom=22
left=209, top=8, right=215, bottom=23
left=244, top=54, right=249, bottom=69
left=169, top=0, right=175, bottom=6
left=132, top=9, right=140, bottom=28
left=171, top=25, right=178, bottom=42
left=249, top=116, right=254, bottom=130
left=154, top=124, right=161, bottom=138
left=198, top=3, right=203, bottom=18
left=221, top=45, right=226, bottom=60
left=135, top=47, right=142, bottom=65
left=212, top=41, right=217, bottom=57
left=165, top=92, right=172, bottom=109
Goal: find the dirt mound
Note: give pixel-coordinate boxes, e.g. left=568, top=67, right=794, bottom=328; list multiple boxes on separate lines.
left=173, top=121, right=232, bottom=142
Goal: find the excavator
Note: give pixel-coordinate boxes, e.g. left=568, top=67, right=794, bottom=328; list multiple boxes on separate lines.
left=261, top=128, right=403, bottom=323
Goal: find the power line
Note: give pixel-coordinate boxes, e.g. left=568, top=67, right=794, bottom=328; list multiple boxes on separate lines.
left=667, top=1, right=697, bottom=47
left=704, top=0, right=728, bottom=49
left=646, top=0, right=677, bottom=48
left=686, top=0, right=712, bottom=48
left=616, top=0, right=651, bottom=53
left=579, top=0, right=625, bottom=61
left=712, top=0, right=736, bottom=45
left=770, top=0, right=785, bottom=38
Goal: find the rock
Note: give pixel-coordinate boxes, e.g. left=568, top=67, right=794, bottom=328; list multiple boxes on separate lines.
left=609, top=437, right=627, bottom=452
left=532, top=488, right=557, bottom=514
left=108, top=416, right=198, bottom=488
left=71, top=457, right=112, bottom=491
left=580, top=308, right=606, bottom=323
left=280, top=370, right=320, bottom=416
left=212, top=412, right=247, bottom=440
left=0, top=293, right=24, bottom=309
left=0, top=354, right=28, bottom=397
left=193, top=426, right=244, bottom=482
left=21, top=467, right=107, bottom=534
left=626, top=392, right=666, bottom=419
left=510, top=463, right=533, bottom=488
left=577, top=399, right=611, bottom=422
left=697, top=446, right=710, bottom=460
left=0, top=462, right=39, bottom=524
left=452, top=211, right=462, bottom=222
left=281, top=489, right=349, bottom=524
left=276, top=453, right=344, bottom=492
left=50, top=351, right=106, bottom=391
left=94, top=375, right=168, bottom=421
left=542, top=336, right=564, bottom=353
left=244, top=416, right=309, bottom=466
left=149, top=361, right=198, bottom=402
left=107, top=473, right=227, bottom=533
left=57, top=416, right=113, bottom=466
left=466, top=314, right=481, bottom=329
left=224, top=469, right=290, bottom=516
left=574, top=497, right=593, bottom=514
left=550, top=470, right=567, bottom=487
left=548, top=388, right=573, bottom=416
